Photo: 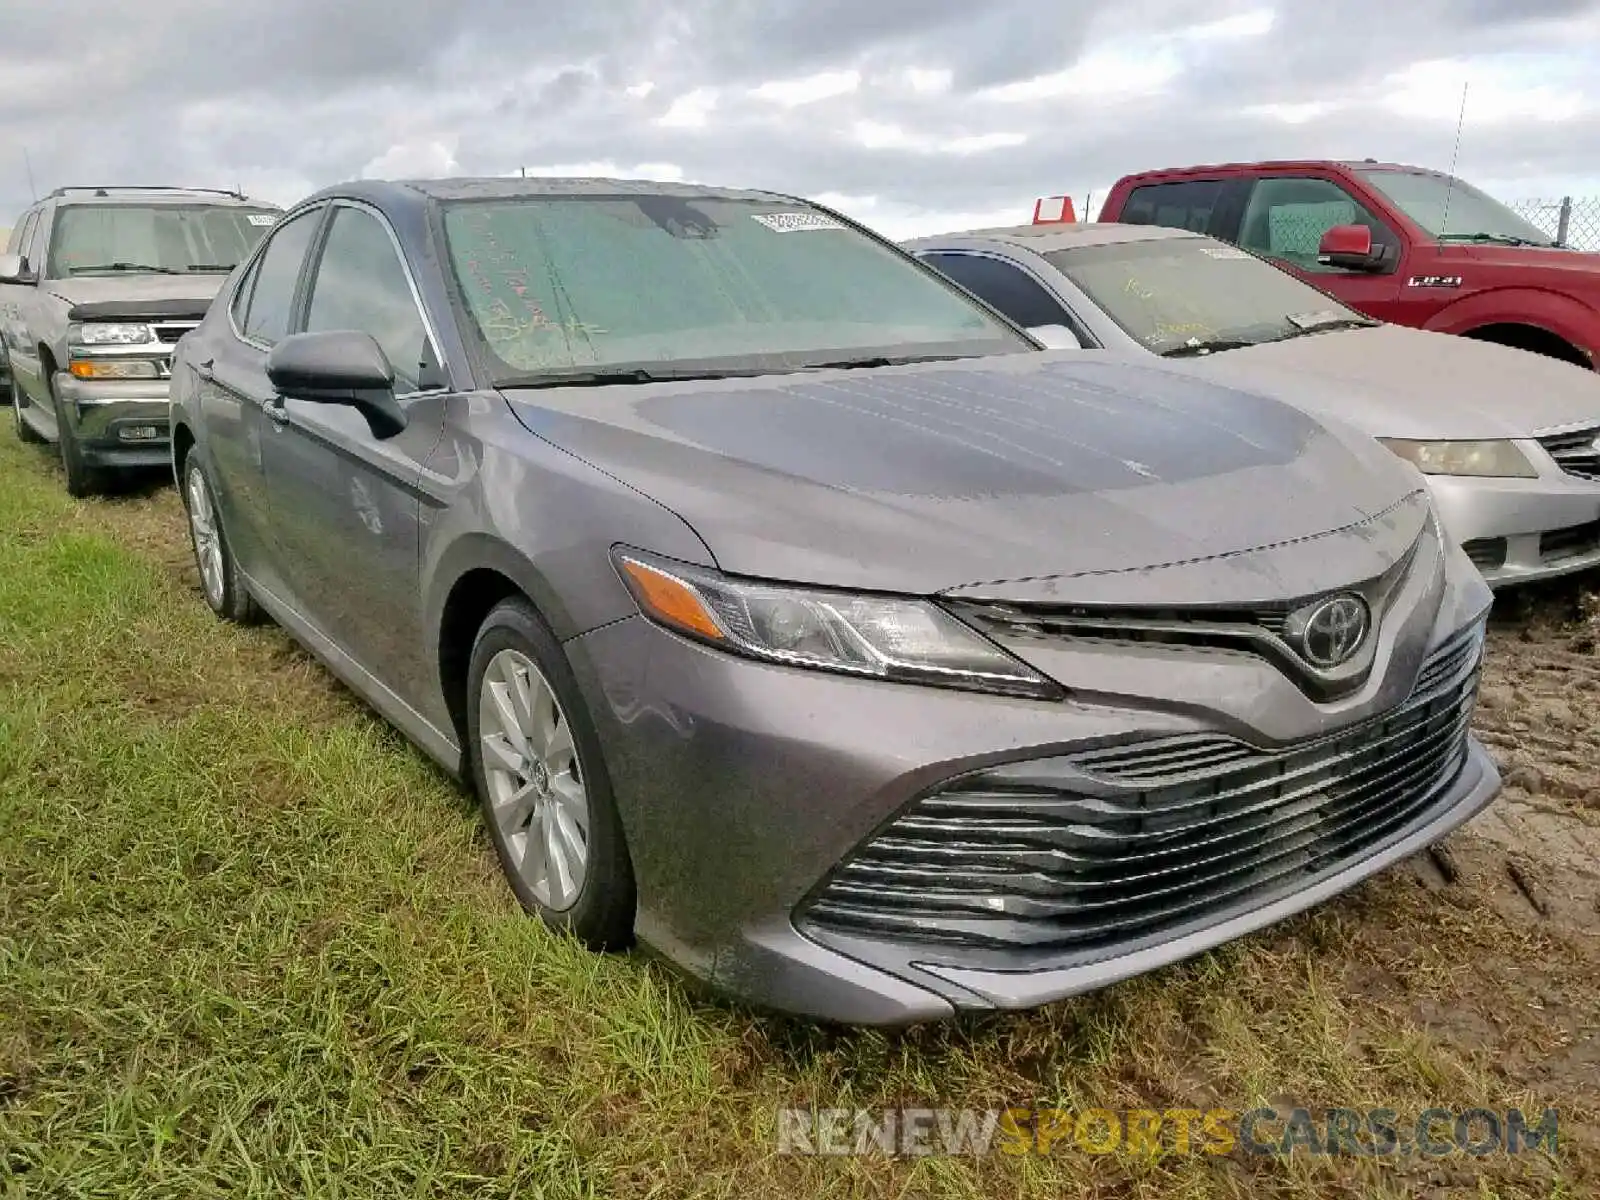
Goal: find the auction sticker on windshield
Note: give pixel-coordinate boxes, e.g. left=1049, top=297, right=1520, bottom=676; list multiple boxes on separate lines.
left=752, top=212, right=846, bottom=233
left=247, top=214, right=277, bottom=226
left=1199, top=246, right=1251, bottom=259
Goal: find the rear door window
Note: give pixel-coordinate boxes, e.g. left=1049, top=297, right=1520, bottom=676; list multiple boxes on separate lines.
left=1119, top=181, right=1226, bottom=235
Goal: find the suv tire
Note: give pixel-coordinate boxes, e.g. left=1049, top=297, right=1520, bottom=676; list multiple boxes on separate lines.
left=51, top=379, right=108, bottom=498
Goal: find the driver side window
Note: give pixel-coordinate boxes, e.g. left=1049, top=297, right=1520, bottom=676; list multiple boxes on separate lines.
left=1237, top=177, right=1396, bottom=274
left=302, top=206, right=438, bottom=395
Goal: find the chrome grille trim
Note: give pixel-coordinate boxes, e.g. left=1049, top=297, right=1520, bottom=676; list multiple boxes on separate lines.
left=799, top=622, right=1484, bottom=953
left=1536, top=426, right=1600, bottom=481
left=151, top=320, right=200, bottom=345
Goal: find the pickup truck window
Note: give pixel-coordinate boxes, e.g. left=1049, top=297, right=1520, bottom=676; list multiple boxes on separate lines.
left=45, top=204, right=280, bottom=278
left=1119, top=181, right=1225, bottom=234
left=1237, top=178, right=1395, bottom=273
left=1044, top=235, right=1372, bottom=355
left=1355, top=169, right=1557, bottom=247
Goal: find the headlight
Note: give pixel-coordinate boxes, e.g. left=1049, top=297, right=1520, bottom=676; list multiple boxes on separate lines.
left=73, top=322, right=155, bottom=346
left=612, top=549, right=1063, bottom=699
left=1377, top=438, right=1537, bottom=478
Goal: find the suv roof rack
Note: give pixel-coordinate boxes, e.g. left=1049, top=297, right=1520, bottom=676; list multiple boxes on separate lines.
left=47, top=185, right=249, bottom=201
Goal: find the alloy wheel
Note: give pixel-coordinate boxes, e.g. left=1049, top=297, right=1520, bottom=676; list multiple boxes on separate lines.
left=185, top=464, right=225, bottom=610
left=478, top=647, right=591, bottom=911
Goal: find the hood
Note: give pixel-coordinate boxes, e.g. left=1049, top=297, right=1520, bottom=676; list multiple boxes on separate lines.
left=1178, top=323, right=1600, bottom=440
left=504, top=353, right=1426, bottom=605
left=1439, top=241, right=1600, bottom=280
left=43, top=273, right=226, bottom=321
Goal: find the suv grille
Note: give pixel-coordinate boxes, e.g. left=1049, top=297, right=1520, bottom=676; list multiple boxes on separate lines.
left=1536, top=427, right=1600, bottom=481
left=151, top=321, right=199, bottom=345
left=799, top=623, right=1483, bottom=953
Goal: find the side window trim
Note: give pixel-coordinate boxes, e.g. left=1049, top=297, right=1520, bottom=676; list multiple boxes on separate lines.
left=300, top=198, right=450, bottom=400
left=229, top=202, right=329, bottom=352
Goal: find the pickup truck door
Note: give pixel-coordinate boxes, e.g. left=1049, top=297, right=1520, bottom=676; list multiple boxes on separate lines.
left=1229, top=174, right=1410, bottom=324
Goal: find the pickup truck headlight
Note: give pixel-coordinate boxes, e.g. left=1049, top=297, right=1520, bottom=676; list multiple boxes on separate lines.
left=72, top=322, right=156, bottom=346
left=612, top=549, right=1064, bottom=699
left=1377, top=438, right=1538, bottom=479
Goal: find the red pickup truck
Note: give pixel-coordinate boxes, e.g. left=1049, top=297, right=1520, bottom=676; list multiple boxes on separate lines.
left=1096, top=159, right=1600, bottom=372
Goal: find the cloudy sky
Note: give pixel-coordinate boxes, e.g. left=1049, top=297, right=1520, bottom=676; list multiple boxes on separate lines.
left=2, top=0, right=1599, bottom=239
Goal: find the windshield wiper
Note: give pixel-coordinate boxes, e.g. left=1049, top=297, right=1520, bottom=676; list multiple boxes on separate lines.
left=799, top=353, right=969, bottom=371
left=1436, top=232, right=1551, bottom=248
left=67, top=262, right=181, bottom=274
left=1158, top=337, right=1258, bottom=358
left=501, top=366, right=766, bottom=389
left=185, top=263, right=237, bottom=272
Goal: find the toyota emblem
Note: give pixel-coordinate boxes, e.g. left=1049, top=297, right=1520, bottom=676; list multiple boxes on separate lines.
left=1286, top=594, right=1370, bottom=669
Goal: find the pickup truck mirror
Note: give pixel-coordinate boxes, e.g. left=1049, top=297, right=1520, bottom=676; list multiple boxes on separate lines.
left=1317, top=224, right=1387, bottom=272
left=266, top=330, right=408, bottom=439
left=1027, top=323, right=1084, bottom=350
left=0, top=253, right=32, bottom=284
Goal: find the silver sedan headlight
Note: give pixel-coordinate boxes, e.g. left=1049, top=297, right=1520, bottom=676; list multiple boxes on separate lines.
left=1376, top=438, right=1538, bottom=478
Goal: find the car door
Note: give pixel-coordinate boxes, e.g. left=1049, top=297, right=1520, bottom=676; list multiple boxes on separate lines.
left=200, top=204, right=327, bottom=594
left=1, top=209, right=42, bottom=400
left=258, top=199, right=451, bottom=705
left=917, top=250, right=1098, bottom=346
left=1232, top=174, right=1408, bottom=321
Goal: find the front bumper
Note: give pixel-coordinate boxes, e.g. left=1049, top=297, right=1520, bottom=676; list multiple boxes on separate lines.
left=567, top=590, right=1499, bottom=1026
left=1427, top=459, right=1600, bottom=587
left=55, top=373, right=172, bottom=469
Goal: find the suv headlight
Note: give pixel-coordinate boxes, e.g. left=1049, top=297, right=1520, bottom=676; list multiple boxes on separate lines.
left=1377, top=438, right=1537, bottom=478
left=612, top=549, right=1064, bottom=699
left=72, top=322, right=156, bottom=346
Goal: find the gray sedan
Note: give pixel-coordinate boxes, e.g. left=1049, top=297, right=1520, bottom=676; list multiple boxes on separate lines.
left=906, top=221, right=1600, bottom=587
left=169, top=177, right=1498, bottom=1025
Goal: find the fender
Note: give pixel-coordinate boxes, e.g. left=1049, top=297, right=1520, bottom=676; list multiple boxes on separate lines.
left=1422, top=286, right=1600, bottom=360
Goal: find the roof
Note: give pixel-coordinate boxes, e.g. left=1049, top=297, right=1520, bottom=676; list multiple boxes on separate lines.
left=903, top=221, right=1202, bottom=252
left=47, top=185, right=276, bottom=207
left=301, top=175, right=800, bottom=209
left=1114, top=158, right=1436, bottom=179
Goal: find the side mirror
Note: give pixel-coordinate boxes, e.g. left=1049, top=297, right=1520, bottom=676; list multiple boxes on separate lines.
left=0, top=253, right=31, bottom=284
left=1027, top=323, right=1084, bottom=350
left=266, top=330, right=408, bottom=439
left=1317, top=224, right=1387, bottom=272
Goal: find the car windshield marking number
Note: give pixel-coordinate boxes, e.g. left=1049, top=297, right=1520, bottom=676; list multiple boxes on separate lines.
left=751, top=212, right=845, bottom=233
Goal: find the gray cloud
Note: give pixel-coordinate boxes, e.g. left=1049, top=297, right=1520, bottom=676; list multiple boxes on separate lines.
left=1, top=0, right=1597, bottom=233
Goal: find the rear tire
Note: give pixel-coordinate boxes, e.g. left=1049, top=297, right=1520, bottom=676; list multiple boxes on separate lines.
left=11, top=379, right=44, bottom=444
left=181, top=451, right=262, bottom=624
left=466, top=596, right=636, bottom=950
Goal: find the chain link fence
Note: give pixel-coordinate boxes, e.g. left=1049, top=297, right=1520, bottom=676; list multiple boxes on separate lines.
left=1502, top=196, right=1600, bottom=251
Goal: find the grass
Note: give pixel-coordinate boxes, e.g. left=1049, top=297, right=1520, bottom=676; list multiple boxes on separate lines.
left=0, top=427, right=1595, bottom=1198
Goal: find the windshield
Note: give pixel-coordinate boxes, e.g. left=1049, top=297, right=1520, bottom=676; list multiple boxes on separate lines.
left=438, top=194, right=1028, bottom=381
left=46, top=204, right=281, bottom=276
left=1355, top=169, right=1557, bottom=246
left=1045, top=236, right=1370, bottom=355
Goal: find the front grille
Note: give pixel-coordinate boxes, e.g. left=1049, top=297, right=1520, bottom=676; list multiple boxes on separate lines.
left=1540, top=519, right=1600, bottom=563
left=1462, top=537, right=1507, bottom=570
left=1537, top=427, right=1600, bottom=481
left=800, top=624, right=1483, bottom=953
left=151, top=321, right=199, bottom=345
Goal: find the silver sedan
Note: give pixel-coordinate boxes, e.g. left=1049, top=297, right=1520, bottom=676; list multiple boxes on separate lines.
left=906, top=221, right=1600, bottom=588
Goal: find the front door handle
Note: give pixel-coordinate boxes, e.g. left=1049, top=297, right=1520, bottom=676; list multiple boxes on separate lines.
left=195, top=358, right=215, bottom=382
left=264, top=397, right=289, bottom=426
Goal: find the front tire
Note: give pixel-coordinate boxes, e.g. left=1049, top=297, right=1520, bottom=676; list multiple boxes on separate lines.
left=12, top=378, right=44, bottom=444
left=466, top=597, right=636, bottom=950
left=51, top=380, right=108, bottom=498
left=181, top=452, right=261, bottom=624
